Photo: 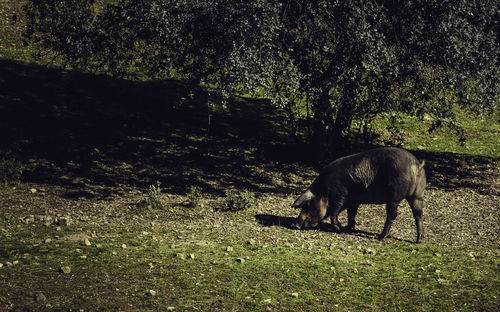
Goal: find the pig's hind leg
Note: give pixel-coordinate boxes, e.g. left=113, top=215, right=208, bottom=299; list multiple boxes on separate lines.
left=408, top=196, right=424, bottom=243
left=379, top=201, right=400, bottom=241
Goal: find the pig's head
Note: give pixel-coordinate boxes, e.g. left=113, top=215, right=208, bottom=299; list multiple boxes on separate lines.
left=291, top=190, right=328, bottom=229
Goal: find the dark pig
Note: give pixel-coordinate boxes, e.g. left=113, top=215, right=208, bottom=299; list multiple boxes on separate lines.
left=292, top=147, right=426, bottom=243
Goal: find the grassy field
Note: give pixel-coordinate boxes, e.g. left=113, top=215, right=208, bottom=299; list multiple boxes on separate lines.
left=1, top=180, right=498, bottom=311
left=1, top=1, right=499, bottom=311
left=0, top=223, right=497, bottom=311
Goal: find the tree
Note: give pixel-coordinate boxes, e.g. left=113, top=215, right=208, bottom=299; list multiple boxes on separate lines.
left=24, top=0, right=499, bottom=156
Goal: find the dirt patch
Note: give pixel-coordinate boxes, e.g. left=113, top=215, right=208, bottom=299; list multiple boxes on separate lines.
left=2, top=156, right=497, bottom=250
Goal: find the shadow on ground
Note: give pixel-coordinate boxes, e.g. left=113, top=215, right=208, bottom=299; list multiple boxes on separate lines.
left=0, top=59, right=311, bottom=198
left=0, top=59, right=497, bottom=199
left=254, top=214, right=414, bottom=243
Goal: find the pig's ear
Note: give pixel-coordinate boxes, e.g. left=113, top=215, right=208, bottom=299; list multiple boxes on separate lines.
left=292, top=190, right=315, bottom=208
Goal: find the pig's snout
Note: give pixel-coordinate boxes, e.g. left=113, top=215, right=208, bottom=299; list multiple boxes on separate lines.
left=295, top=215, right=315, bottom=230
left=301, top=220, right=314, bottom=229
left=292, top=217, right=304, bottom=230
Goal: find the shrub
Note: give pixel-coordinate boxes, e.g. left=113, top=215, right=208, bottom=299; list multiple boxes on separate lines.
left=145, top=181, right=165, bottom=212
left=384, top=114, right=407, bottom=147
left=0, top=151, right=23, bottom=185
left=186, top=185, right=202, bottom=207
left=223, top=189, right=256, bottom=212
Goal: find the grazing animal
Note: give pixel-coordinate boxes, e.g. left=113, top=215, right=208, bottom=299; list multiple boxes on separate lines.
left=292, top=147, right=426, bottom=243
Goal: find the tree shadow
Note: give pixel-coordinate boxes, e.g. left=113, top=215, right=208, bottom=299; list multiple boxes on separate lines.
left=412, top=150, right=498, bottom=196
left=0, top=59, right=497, bottom=200
left=0, top=59, right=309, bottom=198
left=254, top=214, right=301, bottom=229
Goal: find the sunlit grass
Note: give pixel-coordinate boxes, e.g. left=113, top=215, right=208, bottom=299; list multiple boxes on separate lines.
left=1, top=222, right=498, bottom=311
left=371, top=111, right=499, bottom=158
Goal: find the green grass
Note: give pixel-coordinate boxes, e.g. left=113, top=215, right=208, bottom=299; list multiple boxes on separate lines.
left=0, top=0, right=35, bottom=63
left=1, top=223, right=498, bottom=311
left=372, top=112, right=499, bottom=158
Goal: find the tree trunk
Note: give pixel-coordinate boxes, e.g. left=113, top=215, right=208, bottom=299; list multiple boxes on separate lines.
left=311, top=89, right=333, bottom=163
left=332, top=84, right=356, bottom=147
left=309, top=82, right=356, bottom=163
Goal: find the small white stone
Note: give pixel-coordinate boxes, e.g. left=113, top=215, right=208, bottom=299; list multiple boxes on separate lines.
left=147, top=290, right=156, bottom=296
left=175, top=253, right=186, bottom=260
left=35, top=292, right=46, bottom=303
left=364, top=248, right=376, bottom=255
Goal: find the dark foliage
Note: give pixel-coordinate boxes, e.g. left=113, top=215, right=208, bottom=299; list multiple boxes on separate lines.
left=23, top=0, right=499, bottom=155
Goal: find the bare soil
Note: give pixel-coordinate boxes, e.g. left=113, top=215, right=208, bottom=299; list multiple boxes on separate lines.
left=2, top=138, right=498, bottom=252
